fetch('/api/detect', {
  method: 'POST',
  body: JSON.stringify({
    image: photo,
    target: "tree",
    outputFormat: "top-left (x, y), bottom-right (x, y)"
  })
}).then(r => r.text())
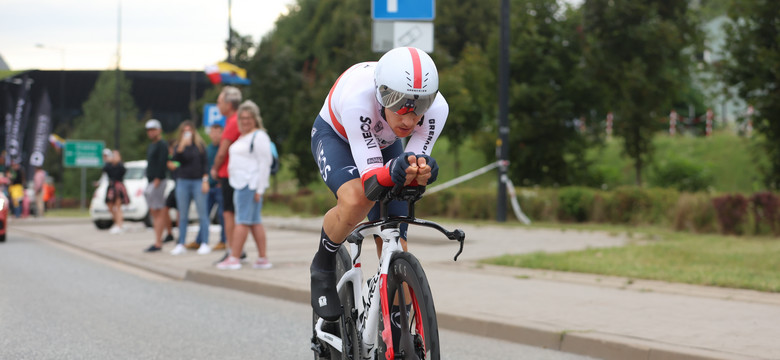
top-left (491, 0), bottom-right (598, 186)
top-left (583, 0), bottom-right (702, 185)
top-left (720, 0), bottom-right (780, 189)
top-left (60, 71), bottom-right (144, 197)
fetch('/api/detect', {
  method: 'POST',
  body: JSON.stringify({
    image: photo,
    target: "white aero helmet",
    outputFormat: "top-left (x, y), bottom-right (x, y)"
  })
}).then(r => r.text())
top-left (374, 47), bottom-right (439, 116)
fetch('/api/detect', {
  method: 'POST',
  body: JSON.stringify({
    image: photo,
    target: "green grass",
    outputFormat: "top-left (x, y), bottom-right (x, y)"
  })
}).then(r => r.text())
top-left (483, 227), bottom-right (780, 293)
top-left (43, 208), bottom-right (91, 218)
top-left (588, 130), bottom-right (766, 192)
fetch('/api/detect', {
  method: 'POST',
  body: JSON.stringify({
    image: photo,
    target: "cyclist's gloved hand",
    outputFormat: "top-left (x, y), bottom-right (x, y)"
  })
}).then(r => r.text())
top-left (389, 152), bottom-right (416, 185)
top-left (416, 154), bottom-right (439, 185)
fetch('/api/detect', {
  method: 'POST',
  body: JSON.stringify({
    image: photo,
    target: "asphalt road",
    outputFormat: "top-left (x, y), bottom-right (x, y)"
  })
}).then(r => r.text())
top-left (0, 233), bottom-right (598, 360)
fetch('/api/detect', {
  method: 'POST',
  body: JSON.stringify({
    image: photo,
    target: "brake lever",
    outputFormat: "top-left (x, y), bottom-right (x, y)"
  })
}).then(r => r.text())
top-left (449, 229), bottom-right (465, 261)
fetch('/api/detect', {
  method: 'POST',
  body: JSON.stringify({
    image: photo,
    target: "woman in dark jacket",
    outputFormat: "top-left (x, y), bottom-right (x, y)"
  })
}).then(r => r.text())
top-left (104, 150), bottom-right (129, 234)
top-left (168, 121), bottom-right (211, 256)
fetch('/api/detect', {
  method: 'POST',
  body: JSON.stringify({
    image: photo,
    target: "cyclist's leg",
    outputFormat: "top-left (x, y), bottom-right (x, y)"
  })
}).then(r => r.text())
top-left (310, 116), bottom-right (374, 321)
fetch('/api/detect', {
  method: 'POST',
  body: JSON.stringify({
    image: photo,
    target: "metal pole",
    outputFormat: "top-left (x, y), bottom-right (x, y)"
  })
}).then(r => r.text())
top-left (115, 0), bottom-right (122, 150)
top-left (497, 0), bottom-right (510, 222)
top-left (227, 0), bottom-right (233, 63)
top-left (80, 167), bottom-right (86, 210)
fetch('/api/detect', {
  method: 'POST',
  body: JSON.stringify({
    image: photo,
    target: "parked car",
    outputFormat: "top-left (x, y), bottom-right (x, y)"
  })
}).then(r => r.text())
top-left (89, 160), bottom-right (198, 230)
top-left (0, 191), bottom-right (8, 242)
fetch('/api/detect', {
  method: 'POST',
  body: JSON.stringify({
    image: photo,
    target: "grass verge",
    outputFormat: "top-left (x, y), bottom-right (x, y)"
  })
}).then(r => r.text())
top-left (482, 227), bottom-right (780, 293)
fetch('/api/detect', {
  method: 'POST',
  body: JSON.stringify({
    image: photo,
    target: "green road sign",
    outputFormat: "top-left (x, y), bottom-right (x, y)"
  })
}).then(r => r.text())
top-left (64, 140), bottom-right (105, 168)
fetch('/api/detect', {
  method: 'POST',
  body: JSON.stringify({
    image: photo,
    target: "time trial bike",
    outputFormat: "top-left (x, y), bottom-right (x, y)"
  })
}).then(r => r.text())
top-left (311, 185), bottom-right (465, 360)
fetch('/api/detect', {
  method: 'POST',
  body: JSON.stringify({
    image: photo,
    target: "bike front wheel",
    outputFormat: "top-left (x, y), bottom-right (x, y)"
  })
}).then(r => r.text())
top-left (377, 252), bottom-right (439, 360)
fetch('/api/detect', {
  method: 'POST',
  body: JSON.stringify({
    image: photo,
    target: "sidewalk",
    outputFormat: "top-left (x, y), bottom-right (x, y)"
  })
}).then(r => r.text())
top-left (9, 216), bottom-right (780, 360)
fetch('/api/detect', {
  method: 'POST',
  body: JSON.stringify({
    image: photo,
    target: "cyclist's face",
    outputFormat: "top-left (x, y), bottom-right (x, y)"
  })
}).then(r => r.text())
top-left (384, 108), bottom-right (423, 138)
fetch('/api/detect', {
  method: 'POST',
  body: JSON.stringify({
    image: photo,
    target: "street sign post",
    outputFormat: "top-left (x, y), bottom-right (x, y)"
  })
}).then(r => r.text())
top-left (372, 0), bottom-right (434, 20)
top-left (64, 140), bottom-right (106, 210)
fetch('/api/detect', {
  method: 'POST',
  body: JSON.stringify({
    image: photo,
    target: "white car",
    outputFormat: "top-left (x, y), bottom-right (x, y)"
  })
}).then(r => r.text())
top-left (89, 160), bottom-right (198, 230)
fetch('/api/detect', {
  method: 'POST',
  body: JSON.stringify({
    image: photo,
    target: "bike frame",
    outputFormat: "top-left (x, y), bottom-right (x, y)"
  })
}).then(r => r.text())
top-left (314, 224), bottom-right (403, 359)
top-left (313, 186), bottom-right (465, 360)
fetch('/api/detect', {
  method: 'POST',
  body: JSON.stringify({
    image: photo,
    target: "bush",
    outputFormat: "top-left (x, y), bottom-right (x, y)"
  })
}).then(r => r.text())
top-left (673, 193), bottom-right (717, 233)
top-left (557, 187), bottom-right (595, 222)
top-left (650, 157), bottom-right (714, 192)
top-left (712, 194), bottom-right (749, 235)
top-left (750, 192), bottom-right (779, 235)
top-left (604, 186), bottom-right (652, 224)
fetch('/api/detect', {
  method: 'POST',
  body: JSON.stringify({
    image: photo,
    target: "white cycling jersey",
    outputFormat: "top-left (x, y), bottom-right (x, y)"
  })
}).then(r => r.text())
top-left (318, 61), bottom-right (449, 180)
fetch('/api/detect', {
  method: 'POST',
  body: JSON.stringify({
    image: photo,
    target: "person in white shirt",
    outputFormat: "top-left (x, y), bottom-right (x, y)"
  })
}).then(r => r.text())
top-left (216, 100), bottom-right (273, 270)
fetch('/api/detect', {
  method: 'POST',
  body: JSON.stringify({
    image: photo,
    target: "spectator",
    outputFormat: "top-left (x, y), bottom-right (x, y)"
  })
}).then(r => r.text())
top-left (210, 86), bottom-right (243, 263)
top-left (203, 121), bottom-right (227, 250)
top-left (216, 100), bottom-right (272, 270)
top-left (143, 119), bottom-right (169, 252)
top-left (104, 150), bottom-right (129, 234)
top-left (8, 163), bottom-right (25, 218)
top-left (168, 120), bottom-right (211, 256)
top-left (33, 167), bottom-right (47, 217)
top-left (43, 176), bottom-right (55, 210)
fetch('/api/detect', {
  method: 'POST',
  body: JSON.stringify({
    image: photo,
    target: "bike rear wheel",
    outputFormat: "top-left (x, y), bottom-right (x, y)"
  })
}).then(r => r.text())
top-left (377, 252), bottom-right (439, 360)
top-left (312, 246), bottom-right (359, 360)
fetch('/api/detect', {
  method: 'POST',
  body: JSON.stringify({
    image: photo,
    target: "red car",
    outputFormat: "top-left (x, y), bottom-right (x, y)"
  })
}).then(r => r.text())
top-left (0, 191), bottom-right (7, 243)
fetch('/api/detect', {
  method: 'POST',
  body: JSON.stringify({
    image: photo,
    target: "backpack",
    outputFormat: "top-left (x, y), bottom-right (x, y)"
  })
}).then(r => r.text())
top-left (250, 131), bottom-right (280, 175)
top-left (269, 141), bottom-right (280, 175)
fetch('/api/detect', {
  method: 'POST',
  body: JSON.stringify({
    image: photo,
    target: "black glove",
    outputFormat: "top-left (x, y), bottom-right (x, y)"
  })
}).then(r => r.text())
top-left (389, 152), bottom-right (415, 185)
top-left (416, 154), bottom-right (439, 184)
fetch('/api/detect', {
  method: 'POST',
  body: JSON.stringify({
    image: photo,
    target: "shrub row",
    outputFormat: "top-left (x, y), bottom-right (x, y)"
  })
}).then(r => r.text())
top-left (268, 187), bottom-right (780, 236)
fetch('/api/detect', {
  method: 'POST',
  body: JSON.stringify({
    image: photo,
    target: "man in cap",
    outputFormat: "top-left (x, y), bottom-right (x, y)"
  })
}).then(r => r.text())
top-left (142, 119), bottom-right (169, 252)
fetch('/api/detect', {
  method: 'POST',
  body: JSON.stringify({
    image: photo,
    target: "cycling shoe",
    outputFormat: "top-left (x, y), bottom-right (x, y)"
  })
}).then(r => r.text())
top-left (310, 266), bottom-right (342, 321)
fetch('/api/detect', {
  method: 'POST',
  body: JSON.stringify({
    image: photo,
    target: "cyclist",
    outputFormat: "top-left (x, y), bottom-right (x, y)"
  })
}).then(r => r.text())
top-left (310, 47), bottom-right (448, 322)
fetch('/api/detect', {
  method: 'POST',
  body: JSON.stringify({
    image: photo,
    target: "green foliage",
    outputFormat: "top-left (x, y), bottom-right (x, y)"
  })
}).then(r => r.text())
top-left (721, 0), bottom-right (780, 189)
top-left (247, 0), bottom-right (374, 187)
top-left (649, 156), bottom-right (714, 192)
top-left (558, 187), bottom-right (595, 222)
top-left (60, 71), bottom-right (145, 197)
top-left (498, 0), bottom-right (598, 186)
top-left (583, 0), bottom-right (703, 185)
top-left (589, 132), bottom-right (764, 192)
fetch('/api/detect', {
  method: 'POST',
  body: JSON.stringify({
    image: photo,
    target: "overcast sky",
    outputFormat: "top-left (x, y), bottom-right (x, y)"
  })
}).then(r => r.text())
top-left (0, 0), bottom-right (295, 71)
top-left (1, 0), bottom-right (584, 72)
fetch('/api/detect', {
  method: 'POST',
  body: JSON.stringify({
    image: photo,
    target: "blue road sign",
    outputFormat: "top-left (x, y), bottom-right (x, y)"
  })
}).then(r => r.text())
top-left (372, 0), bottom-right (435, 20)
top-left (203, 104), bottom-right (225, 128)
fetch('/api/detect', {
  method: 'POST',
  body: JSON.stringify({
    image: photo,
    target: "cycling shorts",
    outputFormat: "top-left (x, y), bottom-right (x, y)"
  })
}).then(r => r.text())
top-left (310, 115), bottom-right (409, 239)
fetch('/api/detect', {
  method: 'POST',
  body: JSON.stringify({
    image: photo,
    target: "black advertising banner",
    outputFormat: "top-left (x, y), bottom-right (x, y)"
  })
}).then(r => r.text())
top-left (29, 90), bottom-right (52, 168)
top-left (3, 90), bottom-right (12, 164)
top-left (8, 75), bottom-right (32, 165)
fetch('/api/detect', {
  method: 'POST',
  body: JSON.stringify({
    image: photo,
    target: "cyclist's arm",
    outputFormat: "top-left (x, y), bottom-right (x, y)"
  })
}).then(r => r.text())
top-left (404, 95), bottom-right (448, 156)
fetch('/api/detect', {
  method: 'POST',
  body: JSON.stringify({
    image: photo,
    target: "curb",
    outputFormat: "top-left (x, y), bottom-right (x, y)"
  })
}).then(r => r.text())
top-left (13, 224), bottom-right (749, 360)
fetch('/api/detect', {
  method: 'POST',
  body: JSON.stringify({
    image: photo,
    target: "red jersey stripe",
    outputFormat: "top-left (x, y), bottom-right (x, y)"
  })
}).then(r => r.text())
top-left (327, 68), bottom-right (353, 139)
top-left (408, 47), bottom-right (422, 89)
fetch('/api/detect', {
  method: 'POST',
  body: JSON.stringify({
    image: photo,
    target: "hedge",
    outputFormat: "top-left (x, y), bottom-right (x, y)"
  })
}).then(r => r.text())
top-left (267, 186), bottom-right (780, 237)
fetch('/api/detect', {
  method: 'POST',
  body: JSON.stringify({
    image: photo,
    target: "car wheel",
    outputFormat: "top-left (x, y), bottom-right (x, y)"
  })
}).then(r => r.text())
top-left (94, 220), bottom-right (113, 230)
